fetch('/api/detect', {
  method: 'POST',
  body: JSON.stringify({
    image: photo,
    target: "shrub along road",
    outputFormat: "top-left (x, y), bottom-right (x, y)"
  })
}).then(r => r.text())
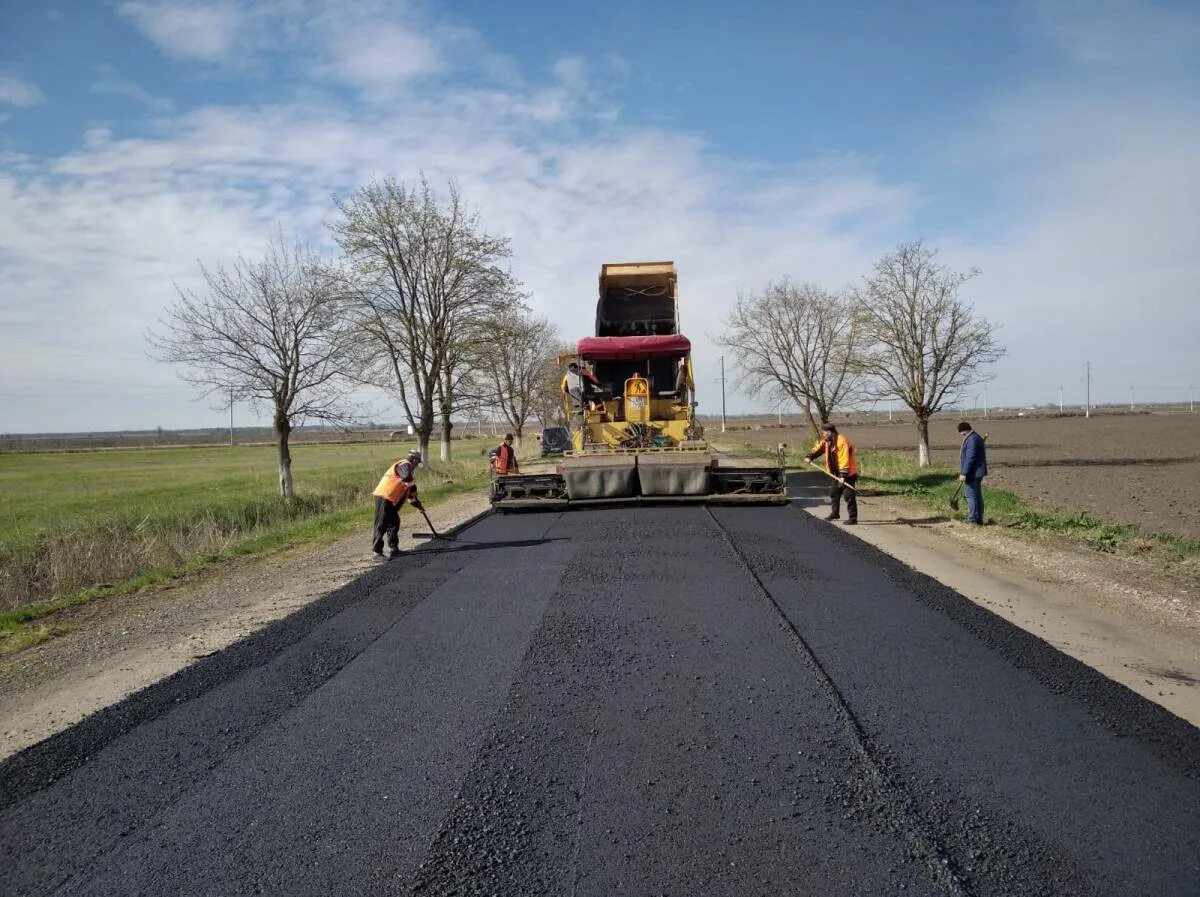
top-left (1, 505), bottom-right (1197, 896)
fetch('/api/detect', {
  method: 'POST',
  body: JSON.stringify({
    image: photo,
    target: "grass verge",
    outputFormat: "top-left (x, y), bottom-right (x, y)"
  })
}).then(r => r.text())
top-left (723, 441), bottom-right (1200, 563)
top-left (0, 464), bottom-right (489, 656)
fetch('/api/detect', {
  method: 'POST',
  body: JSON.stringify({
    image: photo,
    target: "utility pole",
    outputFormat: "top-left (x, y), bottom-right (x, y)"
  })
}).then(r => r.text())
top-left (983, 386), bottom-right (989, 419)
top-left (1191, 383), bottom-right (1195, 413)
top-left (1129, 383), bottom-right (1134, 412)
top-left (720, 355), bottom-right (727, 433)
top-left (777, 400), bottom-right (782, 425)
top-left (1085, 361), bottom-right (1091, 418)
top-left (1058, 385), bottom-right (1063, 414)
top-left (888, 399), bottom-right (893, 422)
top-left (229, 386), bottom-right (234, 446)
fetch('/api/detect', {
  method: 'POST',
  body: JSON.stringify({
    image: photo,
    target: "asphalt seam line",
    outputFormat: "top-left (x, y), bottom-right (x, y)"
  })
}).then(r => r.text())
top-left (704, 505), bottom-right (972, 897)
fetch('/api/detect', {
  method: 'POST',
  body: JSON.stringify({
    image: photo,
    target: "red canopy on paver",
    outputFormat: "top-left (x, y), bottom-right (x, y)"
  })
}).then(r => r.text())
top-left (576, 335), bottom-right (691, 360)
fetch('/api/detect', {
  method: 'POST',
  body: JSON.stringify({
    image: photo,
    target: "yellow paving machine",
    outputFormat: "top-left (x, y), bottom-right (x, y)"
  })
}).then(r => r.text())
top-left (490, 262), bottom-right (787, 509)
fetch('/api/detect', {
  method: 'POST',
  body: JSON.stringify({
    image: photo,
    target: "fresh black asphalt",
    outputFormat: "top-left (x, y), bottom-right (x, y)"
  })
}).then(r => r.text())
top-left (2, 491), bottom-right (1198, 896)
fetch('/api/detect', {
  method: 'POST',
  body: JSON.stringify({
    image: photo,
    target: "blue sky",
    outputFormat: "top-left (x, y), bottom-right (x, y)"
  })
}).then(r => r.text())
top-left (1, 0), bottom-right (1198, 431)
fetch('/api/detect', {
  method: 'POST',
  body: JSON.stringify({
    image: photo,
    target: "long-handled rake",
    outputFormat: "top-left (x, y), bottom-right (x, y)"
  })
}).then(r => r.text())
top-left (411, 504), bottom-right (450, 541)
top-left (804, 459), bottom-right (860, 493)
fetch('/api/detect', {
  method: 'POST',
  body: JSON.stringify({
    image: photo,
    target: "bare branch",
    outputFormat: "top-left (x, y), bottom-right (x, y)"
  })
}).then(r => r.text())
top-left (716, 279), bottom-right (864, 434)
top-left (147, 235), bottom-right (361, 497)
top-left (854, 240), bottom-right (1004, 465)
top-left (331, 175), bottom-right (512, 461)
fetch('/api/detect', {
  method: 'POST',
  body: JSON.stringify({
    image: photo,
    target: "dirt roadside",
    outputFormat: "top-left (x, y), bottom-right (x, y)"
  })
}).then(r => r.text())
top-left (790, 473), bottom-right (1200, 725)
top-left (0, 491), bottom-right (491, 761)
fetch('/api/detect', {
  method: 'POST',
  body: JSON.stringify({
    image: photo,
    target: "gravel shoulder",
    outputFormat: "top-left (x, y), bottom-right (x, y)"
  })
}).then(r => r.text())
top-left (0, 490), bottom-right (490, 761)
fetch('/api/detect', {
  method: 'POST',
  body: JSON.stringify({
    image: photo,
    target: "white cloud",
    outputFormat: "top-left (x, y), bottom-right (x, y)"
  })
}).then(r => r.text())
top-left (940, 77), bottom-right (1200, 406)
top-left (0, 74), bottom-right (911, 430)
top-left (117, 0), bottom-right (246, 62)
top-left (117, 0), bottom-right (449, 92)
top-left (89, 73), bottom-right (175, 113)
top-left (322, 20), bottom-right (441, 87)
top-left (0, 75), bottom-right (45, 108)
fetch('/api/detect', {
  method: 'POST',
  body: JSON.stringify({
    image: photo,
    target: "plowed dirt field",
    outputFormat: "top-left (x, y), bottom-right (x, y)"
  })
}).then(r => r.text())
top-left (733, 413), bottom-right (1200, 540)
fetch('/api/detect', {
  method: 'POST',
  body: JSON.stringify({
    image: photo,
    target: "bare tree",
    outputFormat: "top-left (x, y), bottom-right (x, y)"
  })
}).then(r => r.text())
top-left (331, 176), bottom-right (511, 461)
top-left (148, 237), bottom-right (358, 498)
top-left (856, 241), bottom-right (1003, 466)
top-left (432, 270), bottom-right (526, 461)
top-left (718, 279), bottom-right (863, 434)
top-left (480, 308), bottom-right (558, 448)
top-left (531, 341), bottom-right (574, 429)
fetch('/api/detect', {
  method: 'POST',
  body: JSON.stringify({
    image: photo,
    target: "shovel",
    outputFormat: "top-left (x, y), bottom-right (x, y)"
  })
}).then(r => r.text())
top-left (410, 504), bottom-right (449, 540)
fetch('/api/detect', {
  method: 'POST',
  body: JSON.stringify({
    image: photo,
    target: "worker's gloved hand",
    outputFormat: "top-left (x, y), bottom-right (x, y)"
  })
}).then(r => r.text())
top-left (412, 499), bottom-right (423, 510)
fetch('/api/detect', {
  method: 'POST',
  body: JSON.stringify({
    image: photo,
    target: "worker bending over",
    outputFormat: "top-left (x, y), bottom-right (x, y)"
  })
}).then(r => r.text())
top-left (372, 449), bottom-right (423, 558)
top-left (494, 433), bottom-right (519, 475)
top-left (806, 422), bottom-right (858, 525)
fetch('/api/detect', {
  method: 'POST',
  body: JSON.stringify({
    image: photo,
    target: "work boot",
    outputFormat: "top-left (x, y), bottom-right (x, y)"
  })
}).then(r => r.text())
top-left (844, 519), bottom-right (858, 526)
top-left (389, 548), bottom-right (402, 559)
top-left (824, 513), bottom-right (840, 521)
top-left (372, 545), bottom-right (384, 557)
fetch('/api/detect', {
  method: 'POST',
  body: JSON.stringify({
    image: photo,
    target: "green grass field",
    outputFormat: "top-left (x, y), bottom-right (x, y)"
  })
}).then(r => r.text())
top-left (0, 442), bottom-right (493, 641)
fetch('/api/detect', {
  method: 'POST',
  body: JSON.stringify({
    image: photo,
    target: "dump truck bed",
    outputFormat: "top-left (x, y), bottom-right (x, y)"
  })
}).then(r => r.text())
top-left (596, 261), bottom-right (678, 336)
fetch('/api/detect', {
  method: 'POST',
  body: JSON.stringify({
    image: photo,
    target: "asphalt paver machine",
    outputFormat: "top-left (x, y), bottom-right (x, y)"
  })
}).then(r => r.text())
top-left (491, 262), bottom-right (786, 509)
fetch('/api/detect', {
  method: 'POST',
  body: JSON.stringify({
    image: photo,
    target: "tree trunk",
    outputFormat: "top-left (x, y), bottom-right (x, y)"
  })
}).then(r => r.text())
top-left (916, 415), bottom-right (931, 468)
top-left (440, 413), bottom-right (453, 463)
top-left (803, 401), bottom-right (820, 441)
top-left (275, 413), bottom-right (294, 499)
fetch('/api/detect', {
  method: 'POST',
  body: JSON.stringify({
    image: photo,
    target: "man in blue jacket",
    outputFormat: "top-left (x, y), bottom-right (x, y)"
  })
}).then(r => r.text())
top-left (957, 421), bottom-right (988, 524)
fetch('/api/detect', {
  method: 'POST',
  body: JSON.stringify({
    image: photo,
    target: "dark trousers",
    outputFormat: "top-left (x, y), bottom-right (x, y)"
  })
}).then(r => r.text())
top-left (372, 496), bottom-right (400, 552)
top-left (963, 478), bottom-right (984, 524)
top-left (830, 474), bottom-right (858, 521)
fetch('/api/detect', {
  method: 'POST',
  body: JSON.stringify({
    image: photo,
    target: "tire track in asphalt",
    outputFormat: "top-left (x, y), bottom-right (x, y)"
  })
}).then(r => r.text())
top-left (704, 504), bottom-right (972, 897)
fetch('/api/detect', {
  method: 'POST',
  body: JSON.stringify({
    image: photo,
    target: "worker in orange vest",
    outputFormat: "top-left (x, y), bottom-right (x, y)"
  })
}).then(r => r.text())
top-left (805, 422), bottom-right (858, 524)
top-left (372, 449), bottom-right (422, 558)
top-left (493, 433), bottom-right (519, 475)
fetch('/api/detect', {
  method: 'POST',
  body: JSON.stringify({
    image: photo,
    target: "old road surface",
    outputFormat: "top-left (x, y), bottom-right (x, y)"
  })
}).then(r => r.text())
top-left (2, 505), bottom-right (1198, 896)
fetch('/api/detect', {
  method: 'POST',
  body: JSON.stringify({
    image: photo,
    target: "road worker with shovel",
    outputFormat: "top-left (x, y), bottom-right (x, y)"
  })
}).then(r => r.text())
top-left (372, 449), bottom-right (423, 558)
top-left (805, 422), bottom-right (858, 525)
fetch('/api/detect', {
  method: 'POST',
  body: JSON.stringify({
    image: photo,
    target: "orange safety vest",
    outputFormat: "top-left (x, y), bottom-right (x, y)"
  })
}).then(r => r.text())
top-left (494, 442), bottom-right (518, 475)
top-left (373, 460), bottom-right (415, 505)
top-left (811, 433), bottom-right (858, 476)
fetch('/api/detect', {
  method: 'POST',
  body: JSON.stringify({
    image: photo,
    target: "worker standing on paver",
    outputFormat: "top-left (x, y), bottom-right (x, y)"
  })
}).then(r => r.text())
top-left (561, 361), bottom-right (601, 432)
top-left (806, 422), bottom-right (858, 524)
top-left (372, 449), bottom-right (422, 558)
top-left (958, 421), bottom-right (988, 525)
top-left (494, 433), bottom-right (519, 475)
